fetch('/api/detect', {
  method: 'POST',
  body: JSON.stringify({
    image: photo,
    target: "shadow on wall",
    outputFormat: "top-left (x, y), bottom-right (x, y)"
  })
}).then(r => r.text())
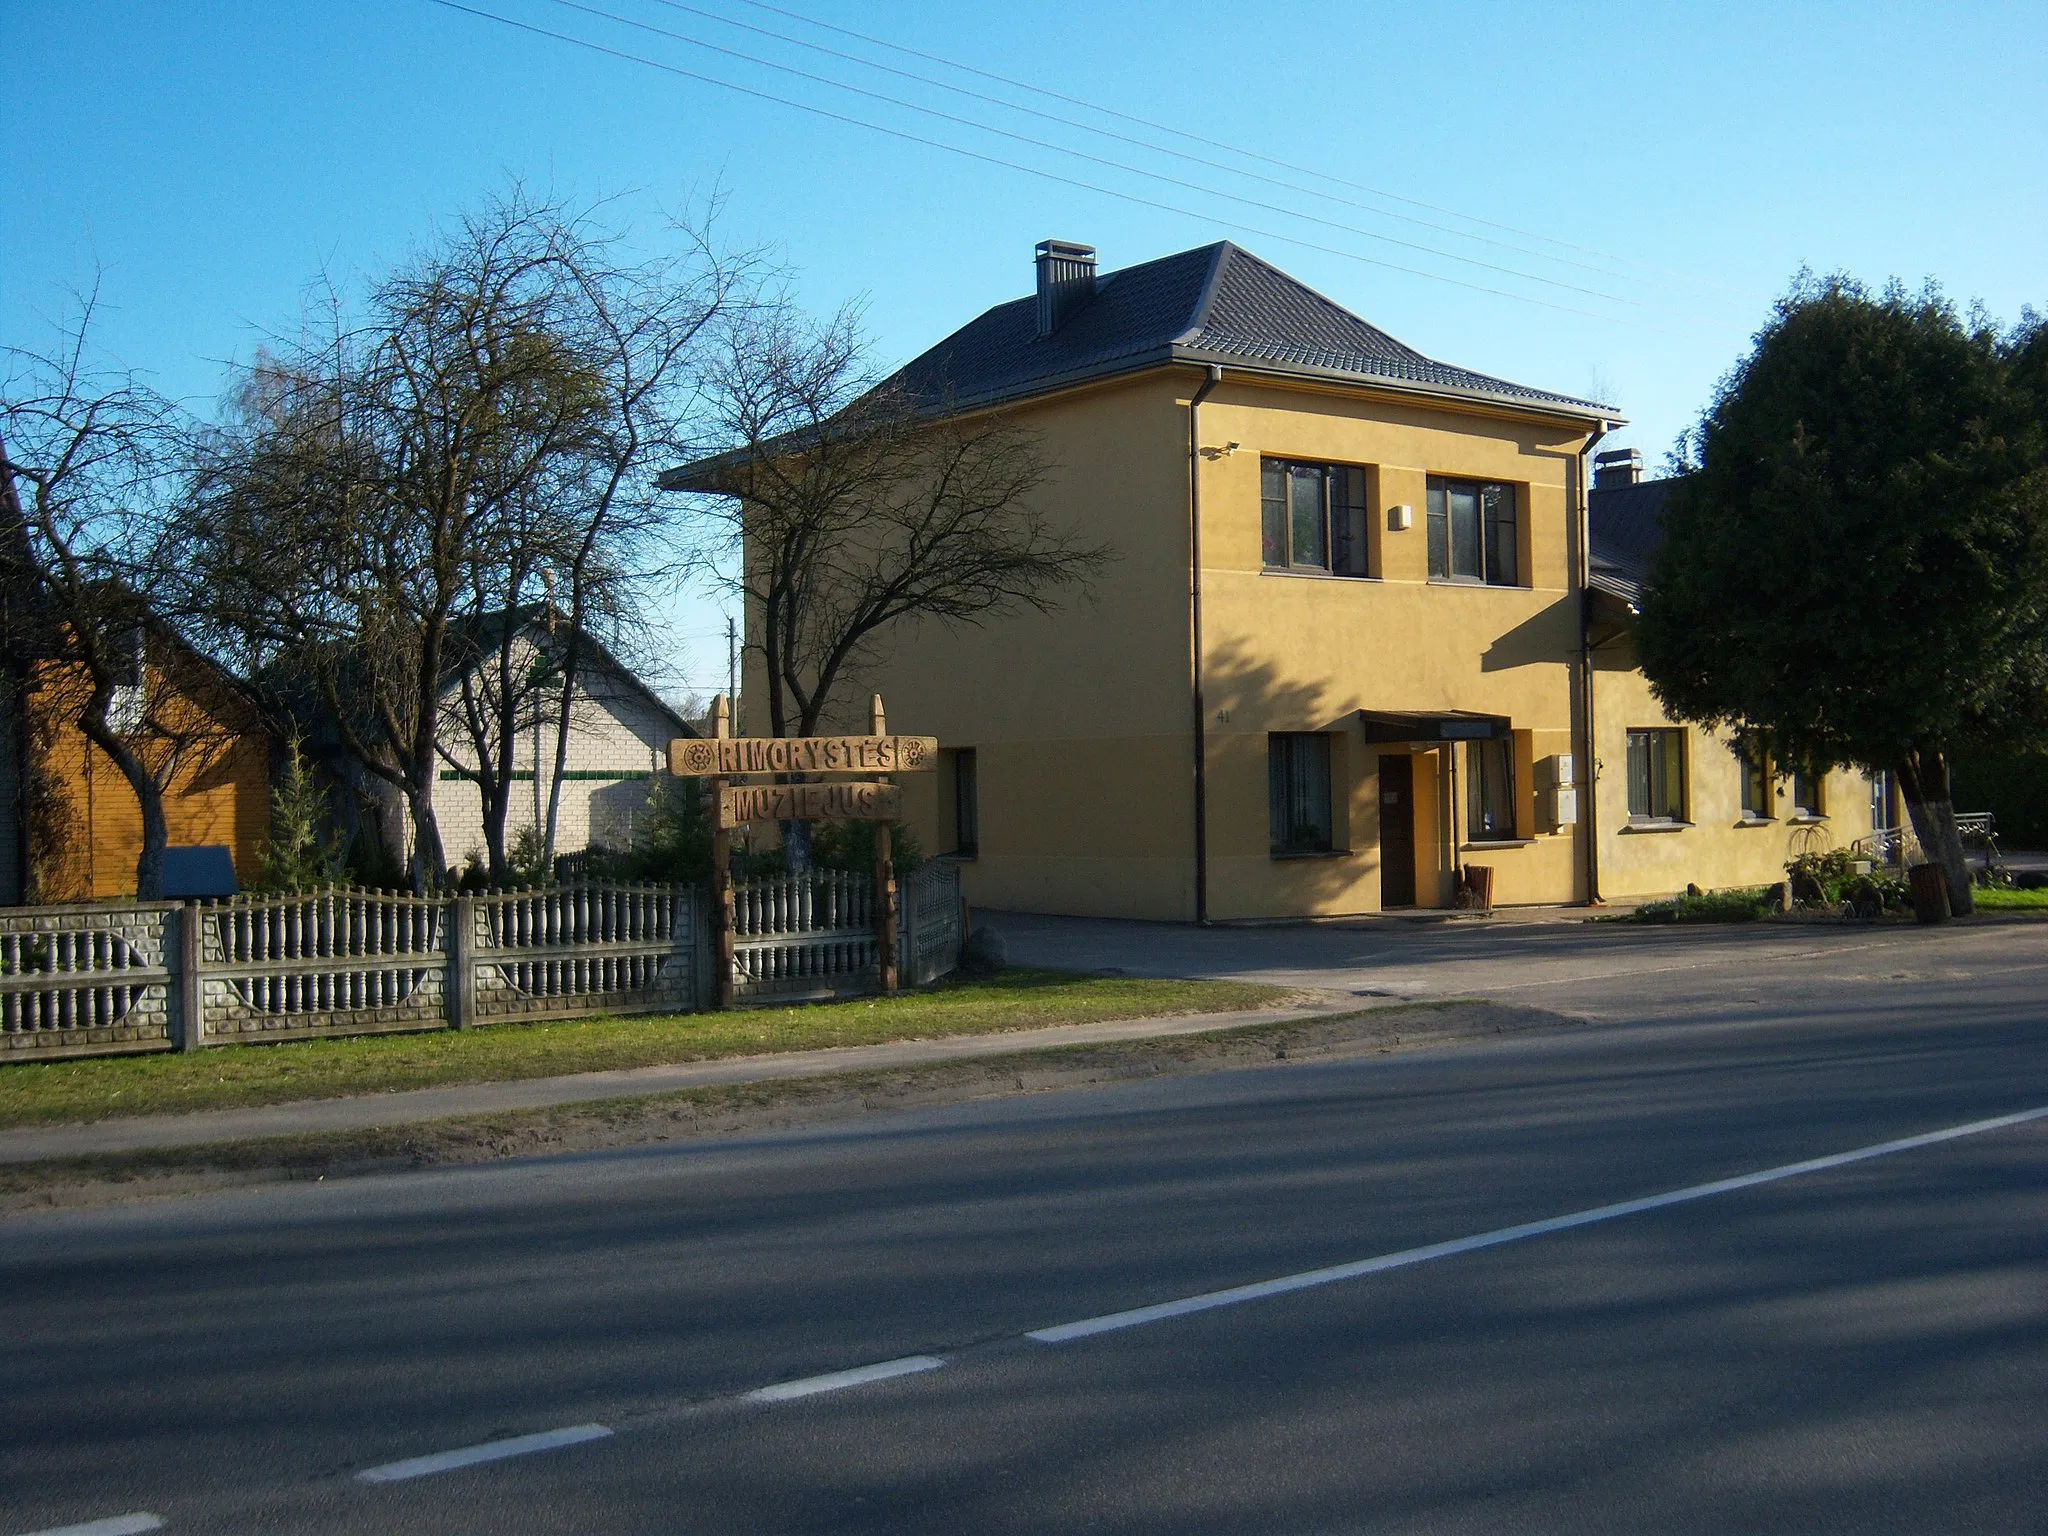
top-left (1202, 635), bottom-right (1389, 910)
top-left (591, 777), bottom-right (661, 851)
top-left (1204, 634), bottom-right (1359, 737)
top-left (1482, 594), bottom-right (1579, 673)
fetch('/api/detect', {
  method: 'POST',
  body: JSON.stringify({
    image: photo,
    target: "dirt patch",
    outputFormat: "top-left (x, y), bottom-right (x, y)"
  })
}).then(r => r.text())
top-left (0, 1000), bottom-right (1579, 1215)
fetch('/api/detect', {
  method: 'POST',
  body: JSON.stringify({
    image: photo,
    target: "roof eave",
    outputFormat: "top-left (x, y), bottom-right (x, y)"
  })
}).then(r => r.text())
top-left (1166, 345), bottom-right (1622, 427)
top-left (659, 343), bottom-right (1623, 488)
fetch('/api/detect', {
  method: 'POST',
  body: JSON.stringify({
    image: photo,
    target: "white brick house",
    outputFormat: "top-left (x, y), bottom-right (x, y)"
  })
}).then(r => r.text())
top-left (431, 616), bottom-right (696, 869)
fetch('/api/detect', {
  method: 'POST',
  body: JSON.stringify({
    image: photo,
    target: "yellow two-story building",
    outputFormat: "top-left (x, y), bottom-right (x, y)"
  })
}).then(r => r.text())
top-left (698, 239), bottom-right (1891, 919)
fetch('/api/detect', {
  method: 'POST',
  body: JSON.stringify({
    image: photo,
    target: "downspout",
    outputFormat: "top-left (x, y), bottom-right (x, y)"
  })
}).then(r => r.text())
top-left (1576, 420), bottom-right (1609, 906)
top-left (1188, 364), bottom-right (1223, 924)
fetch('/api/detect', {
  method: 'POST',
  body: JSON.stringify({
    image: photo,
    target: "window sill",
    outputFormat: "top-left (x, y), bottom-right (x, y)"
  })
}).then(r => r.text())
top-left (1787, 813), bottom-right (1829, 825)
top-left (1259, 567), bottom-right (1379, 583)
top-left (941, 850), bottom-right (979, 863)
top-left (1735, 816), bottom-right (1776, 828)
top-left (1461, 838), bottom-right (1536, 850)
top-left (1426, 577), bottom-right (1525, 590)
top-left (1620, 819), bottom-right (1692, 834)
top-left (1271, 848), bottom-right (1353, 861)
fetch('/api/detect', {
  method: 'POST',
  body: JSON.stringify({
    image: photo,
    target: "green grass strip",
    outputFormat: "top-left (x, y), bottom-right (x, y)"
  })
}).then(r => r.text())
top-left (1974, 885), bottom-right (2048, 911)
top-left (0, 969), bottom-right (1286, 1129)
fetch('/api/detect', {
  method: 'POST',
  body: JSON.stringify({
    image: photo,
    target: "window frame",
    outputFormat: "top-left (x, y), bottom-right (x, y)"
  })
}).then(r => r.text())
top-left (1267, 732), bottom-right (1337, 856)
top-left (1465, 737), bottom-right (1517, 842)
top-left (1426, 475), bottom-right (1520, 586)
top-left (1261, 458), bottom-right (1371, 578)
top-left (1789, 762), bottom-right (1826, 820)
top-left (1625, 728), bottom-right (1688, 823)
top-left (1736, 734), bottom-right (1773, 821)
top-left (951, 747), bottom-right (979, 859)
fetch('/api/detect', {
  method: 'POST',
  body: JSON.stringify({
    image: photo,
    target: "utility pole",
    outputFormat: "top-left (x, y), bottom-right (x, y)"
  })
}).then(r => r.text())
top-left (726, 613), bottom-right (738, 737)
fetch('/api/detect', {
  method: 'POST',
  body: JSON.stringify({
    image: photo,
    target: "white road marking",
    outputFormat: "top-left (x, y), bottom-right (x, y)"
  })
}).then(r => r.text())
top-left (355, 1423), bottom-right (613, 1484)
top-left (748, 1354), bottom-right (947, 1403)
top-left (1029, 1101), bottom-right (2048, 1343)
top-left (13, 1517), bottom-right (165, 1536)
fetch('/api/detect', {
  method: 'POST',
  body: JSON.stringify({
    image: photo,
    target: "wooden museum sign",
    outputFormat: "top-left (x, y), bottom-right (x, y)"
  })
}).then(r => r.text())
top-left (668, 695), bottom-right (937, 1003)
top-left (716, 779), bottom-right (903, 828)
top-left (668, 729), bottom-right (935, 830)
top-left (669, 734), bottom-right (934, 779)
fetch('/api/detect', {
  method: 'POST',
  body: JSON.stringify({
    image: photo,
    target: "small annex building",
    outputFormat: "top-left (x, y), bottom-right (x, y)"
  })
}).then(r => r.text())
top-left (1586, 453), bottom-right (1895, 903)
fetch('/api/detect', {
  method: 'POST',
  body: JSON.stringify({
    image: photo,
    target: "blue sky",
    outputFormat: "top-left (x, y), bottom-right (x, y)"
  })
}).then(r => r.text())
top-left (7, 1), bottom-right (2044, 698)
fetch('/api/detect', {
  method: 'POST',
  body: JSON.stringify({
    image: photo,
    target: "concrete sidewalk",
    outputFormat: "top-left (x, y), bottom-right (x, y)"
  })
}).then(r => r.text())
top-left (0, 994), bottom-right (1368, 1164)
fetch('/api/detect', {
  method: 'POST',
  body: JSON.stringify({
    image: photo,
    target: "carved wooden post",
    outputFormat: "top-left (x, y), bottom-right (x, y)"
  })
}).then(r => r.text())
top-left (710, 694), bottom-right (736, 1009)
top-left (872, 693), bottom-right (899, 994)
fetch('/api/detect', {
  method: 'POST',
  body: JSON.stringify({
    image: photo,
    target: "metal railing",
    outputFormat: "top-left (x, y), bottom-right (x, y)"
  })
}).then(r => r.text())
top-left (1857, 812), bottom-right (1997, 870)
top-left (899, 860), bottom-right (965, 988)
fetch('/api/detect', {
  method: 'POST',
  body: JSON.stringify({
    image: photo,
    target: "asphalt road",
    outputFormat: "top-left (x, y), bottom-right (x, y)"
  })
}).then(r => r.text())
top-left (4, 918), bottom-right (2046, 1534)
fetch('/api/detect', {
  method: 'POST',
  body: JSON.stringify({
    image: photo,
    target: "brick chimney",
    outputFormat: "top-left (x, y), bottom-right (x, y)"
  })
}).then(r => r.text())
top-left (1594, 447), bottom-right (1643, 489)
top-left (1034, 240), bottom-right (1097, 337)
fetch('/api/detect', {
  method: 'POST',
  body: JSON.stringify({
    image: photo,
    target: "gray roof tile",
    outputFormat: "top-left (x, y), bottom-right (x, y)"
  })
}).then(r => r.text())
top-left (887, 241), bottom-right (1615, 419)
top-left (1588, 476), bottom-right (1673, 605)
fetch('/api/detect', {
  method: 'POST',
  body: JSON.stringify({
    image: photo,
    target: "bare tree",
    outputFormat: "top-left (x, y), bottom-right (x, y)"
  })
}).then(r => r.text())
top-left (676, 303), bottom-right (1108, 742)
top-left (1, 297), bottom-right (212, 899)
top-left (181, 192), bottom-right (750, 888)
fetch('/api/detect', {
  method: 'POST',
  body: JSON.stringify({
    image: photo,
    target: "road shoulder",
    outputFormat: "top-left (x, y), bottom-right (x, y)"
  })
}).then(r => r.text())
top-left (0, 999), bottom-right (1583, 1215)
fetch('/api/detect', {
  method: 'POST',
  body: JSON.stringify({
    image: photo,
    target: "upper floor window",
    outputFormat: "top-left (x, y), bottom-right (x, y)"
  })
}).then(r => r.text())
top-left (1268, 732), bottom-right (1335, 855)
top-left (1427, 477), bottom-right (1518, 586)
top-left (1262, 460), bottom-right (1369, 577)
top-left (108, 625), bottom-right (147, 735)
top-left (1627, 728), bottom-right (1687, 822)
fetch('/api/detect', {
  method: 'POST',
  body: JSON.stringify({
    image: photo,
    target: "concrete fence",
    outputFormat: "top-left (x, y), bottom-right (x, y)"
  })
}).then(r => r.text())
top-left (0, 862), bottom-right (964, 1063)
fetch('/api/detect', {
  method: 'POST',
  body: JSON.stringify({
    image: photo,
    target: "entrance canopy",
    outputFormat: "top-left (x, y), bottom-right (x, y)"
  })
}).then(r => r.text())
top-left (1356, 709), bottom-right (1510, 745)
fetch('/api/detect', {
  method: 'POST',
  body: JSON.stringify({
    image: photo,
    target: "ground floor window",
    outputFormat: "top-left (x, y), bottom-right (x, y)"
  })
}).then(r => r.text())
top-left (1268, 733), bottom-right (1334, 855)
top-left (952, 747), bottom-right (979, 858)
top-left (1465, 738), bottom-right (1516, 840)
top-left (1869, 769), bottom-right (1896, 830)
top-left (1736, 734), bottom-right (1772, 819)
top-left (1626, 728), bottom-right (1687, 822)
top-left (1790, 762), bottom-right (1826, 819)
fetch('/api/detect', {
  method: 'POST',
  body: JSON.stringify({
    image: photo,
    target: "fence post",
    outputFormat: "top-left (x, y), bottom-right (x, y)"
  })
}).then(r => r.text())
top-left (177, 900), bottom-right (205, 1052)
top-left (871, 694), bottom-right (899, 995)
top-left (709, 694), bottom-right (735, 1009)
top-left (447, 895), bottom-right (475, 1029)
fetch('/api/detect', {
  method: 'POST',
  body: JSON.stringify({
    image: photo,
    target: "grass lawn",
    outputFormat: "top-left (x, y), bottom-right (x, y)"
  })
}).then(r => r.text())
top-left (0, 968), bottom-right (1289, 1129)
top-left (1974, 885), bottom-right (2048, 912)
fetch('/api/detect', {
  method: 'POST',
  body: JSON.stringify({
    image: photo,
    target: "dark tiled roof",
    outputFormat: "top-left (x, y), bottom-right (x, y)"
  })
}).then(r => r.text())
top-left (885, 241), bottom-right (1616, 420)
top-left (1588, 476), bottom-right (1673, 606)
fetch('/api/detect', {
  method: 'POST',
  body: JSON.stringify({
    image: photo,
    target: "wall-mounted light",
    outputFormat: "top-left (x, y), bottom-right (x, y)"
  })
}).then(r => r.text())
top-left (1387, 503), bottom-right (1414, 531)
top-left (1199, 441), bottom-right (1241, 460)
